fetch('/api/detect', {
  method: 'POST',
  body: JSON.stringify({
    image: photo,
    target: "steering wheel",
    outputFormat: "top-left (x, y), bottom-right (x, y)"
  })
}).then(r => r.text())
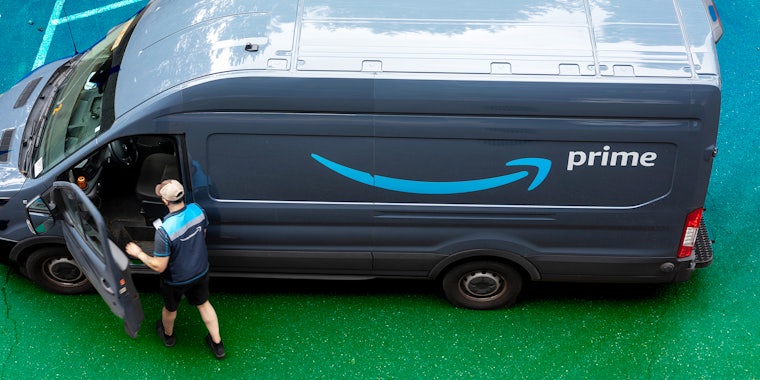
top-left (108, 138), bottom-right (138, 167)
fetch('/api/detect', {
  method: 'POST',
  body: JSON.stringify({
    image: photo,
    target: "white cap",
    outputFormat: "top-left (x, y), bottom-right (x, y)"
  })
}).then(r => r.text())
top-left (155, 179), bottom-right (184, 202)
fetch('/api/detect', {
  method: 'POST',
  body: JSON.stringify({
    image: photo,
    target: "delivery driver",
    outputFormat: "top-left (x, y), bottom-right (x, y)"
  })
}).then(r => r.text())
top-left (125, 179), bottom-right (225, 359)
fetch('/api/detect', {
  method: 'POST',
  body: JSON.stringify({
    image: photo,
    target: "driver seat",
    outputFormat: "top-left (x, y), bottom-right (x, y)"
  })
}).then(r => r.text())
top-left (136, 153), bottom-right (179, 200)
top-left (135, 153), bottom-right (179, 223)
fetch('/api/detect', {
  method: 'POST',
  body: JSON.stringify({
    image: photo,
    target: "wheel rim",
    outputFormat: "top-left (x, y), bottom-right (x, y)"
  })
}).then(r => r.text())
top-left (461, 270), bottom-right (507, 300)
top-left (42, 257), bottom-right (86, 287)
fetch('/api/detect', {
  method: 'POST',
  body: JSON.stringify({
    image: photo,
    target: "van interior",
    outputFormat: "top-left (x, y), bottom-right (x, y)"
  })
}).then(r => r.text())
top-left (58, 135), bottom-right (181, 256)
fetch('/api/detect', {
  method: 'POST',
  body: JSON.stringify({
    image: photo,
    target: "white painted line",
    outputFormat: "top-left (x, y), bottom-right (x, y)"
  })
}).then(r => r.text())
top-left (56, 0), bottom-right (145, 24)
top-left (32, 0), bottom-right (66, 69)
top-left (31, 0), bottom-right (145, 69)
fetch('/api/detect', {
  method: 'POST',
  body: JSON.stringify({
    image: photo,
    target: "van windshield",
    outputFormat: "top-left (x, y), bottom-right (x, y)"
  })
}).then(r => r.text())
top-left (31, 18), bottom-right (135, 177)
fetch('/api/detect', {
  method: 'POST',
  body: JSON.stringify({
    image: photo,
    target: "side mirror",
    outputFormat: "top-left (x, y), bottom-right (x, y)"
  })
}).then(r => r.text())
top-left (25, 196), bottom-right (56, 235)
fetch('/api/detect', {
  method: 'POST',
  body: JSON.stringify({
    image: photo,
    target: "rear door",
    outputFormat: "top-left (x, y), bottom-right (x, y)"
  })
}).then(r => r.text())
top-left (26, 181), bottom-right (143, 337)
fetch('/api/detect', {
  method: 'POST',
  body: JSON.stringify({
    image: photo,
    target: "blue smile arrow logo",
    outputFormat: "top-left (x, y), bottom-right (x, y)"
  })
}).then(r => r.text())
top-left (311, 154), bottom-right (551, 195)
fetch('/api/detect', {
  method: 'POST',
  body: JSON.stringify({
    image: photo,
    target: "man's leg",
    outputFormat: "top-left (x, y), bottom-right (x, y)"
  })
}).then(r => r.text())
top-left (197, 301), bottom-right (221, 343)
top-left (162, 307), bottom-right (177, 336)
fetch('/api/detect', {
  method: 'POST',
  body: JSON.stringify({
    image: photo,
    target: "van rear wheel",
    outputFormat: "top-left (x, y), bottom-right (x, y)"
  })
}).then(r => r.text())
top-left (25, 247), bottom-right (93, 294)
top-left (441, 260), bottom-right (522, 310)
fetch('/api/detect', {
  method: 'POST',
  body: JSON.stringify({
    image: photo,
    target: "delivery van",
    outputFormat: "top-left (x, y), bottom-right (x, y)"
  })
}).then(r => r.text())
top-left (0, 0), bottom-right (722, 336)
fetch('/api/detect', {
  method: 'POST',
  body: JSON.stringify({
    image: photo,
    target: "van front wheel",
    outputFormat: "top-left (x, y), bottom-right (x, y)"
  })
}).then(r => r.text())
top-left (441, 261), bottom-right (522, 310)
top-left (25, 247), bottom-right (93, 294)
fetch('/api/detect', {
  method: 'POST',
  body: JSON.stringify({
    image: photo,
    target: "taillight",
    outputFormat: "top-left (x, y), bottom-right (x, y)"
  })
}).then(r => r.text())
top-left (677, 208), bottom-right (704, 258)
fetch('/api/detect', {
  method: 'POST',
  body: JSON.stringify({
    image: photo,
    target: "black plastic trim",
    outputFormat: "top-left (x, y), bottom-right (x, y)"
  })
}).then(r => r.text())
top-left (13, 77), bottom-right (42, 109)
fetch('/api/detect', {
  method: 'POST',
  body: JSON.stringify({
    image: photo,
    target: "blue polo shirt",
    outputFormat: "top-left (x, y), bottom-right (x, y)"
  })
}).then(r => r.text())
top-left (153, 203), bottom-right (210, 285)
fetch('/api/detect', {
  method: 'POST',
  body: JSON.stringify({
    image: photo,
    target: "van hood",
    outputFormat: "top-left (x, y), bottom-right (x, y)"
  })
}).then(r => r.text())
top-left (0, 58), bottom-right (70, 195)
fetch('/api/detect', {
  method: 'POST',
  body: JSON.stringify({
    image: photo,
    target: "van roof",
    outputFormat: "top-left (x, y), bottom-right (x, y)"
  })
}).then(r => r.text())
top-left (116, 0), bottom-right (721, 116)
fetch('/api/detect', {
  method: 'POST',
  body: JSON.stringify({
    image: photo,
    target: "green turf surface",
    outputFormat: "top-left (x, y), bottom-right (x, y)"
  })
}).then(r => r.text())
top-left (1, 0), bottom-right (759, 378)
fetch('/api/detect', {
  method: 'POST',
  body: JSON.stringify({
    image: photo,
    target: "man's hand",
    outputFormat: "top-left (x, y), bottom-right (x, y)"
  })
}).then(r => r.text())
top-left (125, 242), bottom-right (169, 273)
top-left (125, 242), bottom-right (142, 259)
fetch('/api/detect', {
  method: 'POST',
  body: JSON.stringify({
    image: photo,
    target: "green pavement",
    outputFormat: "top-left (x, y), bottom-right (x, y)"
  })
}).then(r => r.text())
top-left (1, 0), bottom-right (759, 378)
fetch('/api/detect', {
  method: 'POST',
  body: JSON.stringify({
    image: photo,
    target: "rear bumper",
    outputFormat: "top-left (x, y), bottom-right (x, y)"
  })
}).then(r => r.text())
top-left (533, 255), bottom-right (695, 284)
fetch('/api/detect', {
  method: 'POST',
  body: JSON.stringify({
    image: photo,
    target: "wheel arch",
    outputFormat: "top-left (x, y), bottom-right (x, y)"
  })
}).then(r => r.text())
top-left (430, 248), bottom-right (541, 282)
top-left (9, 235), bottom-right (68, 266)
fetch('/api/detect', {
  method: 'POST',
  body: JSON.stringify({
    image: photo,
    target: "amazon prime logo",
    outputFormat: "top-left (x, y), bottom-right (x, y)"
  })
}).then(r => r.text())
top-left (566, 146), bottom-right (657, 171)
top-left (311, 154), bottom-right (551, 195)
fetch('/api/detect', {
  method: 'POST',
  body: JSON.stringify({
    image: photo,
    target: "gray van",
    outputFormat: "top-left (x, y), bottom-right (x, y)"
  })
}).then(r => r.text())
top-left (1, 0), bottom-right (723, 336)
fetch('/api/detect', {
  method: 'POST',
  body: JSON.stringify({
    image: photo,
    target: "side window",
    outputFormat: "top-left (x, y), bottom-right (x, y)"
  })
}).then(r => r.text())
top-left (58, 188), bottom-right (107, 261)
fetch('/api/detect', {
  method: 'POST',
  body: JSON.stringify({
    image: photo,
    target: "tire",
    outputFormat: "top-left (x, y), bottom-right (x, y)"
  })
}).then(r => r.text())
top-left (441, 260), bottom-right (523, 310)
top-left (25, 247), bottom-right (93, 294)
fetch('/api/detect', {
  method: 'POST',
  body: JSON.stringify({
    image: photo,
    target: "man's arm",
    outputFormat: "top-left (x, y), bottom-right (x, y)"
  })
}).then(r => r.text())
top-left (125, 242), bottom-right (169, 273)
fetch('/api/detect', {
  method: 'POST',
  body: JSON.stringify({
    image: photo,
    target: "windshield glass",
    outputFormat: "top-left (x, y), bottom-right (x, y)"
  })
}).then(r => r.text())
top-left (31, 18), bottom-right (134, 177)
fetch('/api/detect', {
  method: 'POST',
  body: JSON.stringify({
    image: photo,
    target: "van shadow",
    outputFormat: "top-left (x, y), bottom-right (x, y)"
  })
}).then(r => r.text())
top-left (134, 275), bottom-right (440, 298)
top-left (133, 274), bottom-right (669, 307)
top-left (519, 281), bottom-right (668, 305)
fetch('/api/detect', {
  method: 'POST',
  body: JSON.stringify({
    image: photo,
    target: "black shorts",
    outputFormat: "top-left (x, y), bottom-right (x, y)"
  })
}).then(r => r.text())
top-left (160, 274), bottom-right (210, 312)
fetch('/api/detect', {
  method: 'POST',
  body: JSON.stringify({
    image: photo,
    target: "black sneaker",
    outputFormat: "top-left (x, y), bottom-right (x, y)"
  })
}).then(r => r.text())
top-left (156, 320), bottom-right (176, 347)
top-left (206, 334), bottom-right (226, 359)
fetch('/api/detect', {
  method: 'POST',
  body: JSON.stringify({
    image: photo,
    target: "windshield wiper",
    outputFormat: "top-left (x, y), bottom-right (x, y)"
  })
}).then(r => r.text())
top-left (19, 56), bottom-right (79, 176)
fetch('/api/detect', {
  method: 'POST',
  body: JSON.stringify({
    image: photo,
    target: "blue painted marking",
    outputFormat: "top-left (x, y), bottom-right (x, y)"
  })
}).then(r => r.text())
top-left (311, 154), bottom-right (551, 195)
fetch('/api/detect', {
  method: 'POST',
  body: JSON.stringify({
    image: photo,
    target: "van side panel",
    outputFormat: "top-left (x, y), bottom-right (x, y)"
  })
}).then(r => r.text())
top-left (179, 113), bottom-right (376, 275)
top-left (162, 77), bottom-right (718, 282)
top-left (369, 117), bottom-right (692, 279)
